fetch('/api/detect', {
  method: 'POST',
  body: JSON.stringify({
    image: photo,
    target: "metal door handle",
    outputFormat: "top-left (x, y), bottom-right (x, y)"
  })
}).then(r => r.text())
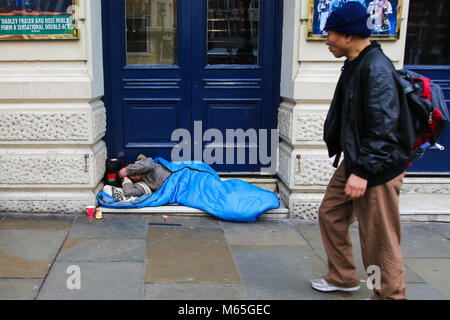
top-left (84, 154), bottom-right (89, 172)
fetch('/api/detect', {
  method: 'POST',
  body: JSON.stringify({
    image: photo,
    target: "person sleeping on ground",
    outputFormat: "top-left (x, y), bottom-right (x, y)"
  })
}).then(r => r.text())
top-left (97, 156), bottom-right (280, 222)
top-left (102, 155), bottom-right (172, 201)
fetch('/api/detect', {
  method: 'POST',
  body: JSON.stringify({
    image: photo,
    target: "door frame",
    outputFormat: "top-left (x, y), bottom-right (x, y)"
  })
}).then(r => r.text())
top-left (101, 0), bottom-right (114, 154)
top-left (101, 0), bottom-right (283, 174)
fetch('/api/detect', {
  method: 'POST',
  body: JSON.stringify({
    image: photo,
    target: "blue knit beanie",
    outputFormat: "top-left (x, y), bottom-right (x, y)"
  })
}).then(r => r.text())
top-left (324, 2), bottom-right (372, 38)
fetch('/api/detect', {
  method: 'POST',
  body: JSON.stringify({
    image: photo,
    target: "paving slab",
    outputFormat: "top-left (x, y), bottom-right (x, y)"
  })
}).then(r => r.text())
top-left (230, 244), bottom-right (336, 300)
top-left (405, 283), bottom-right (445, 300)
top-left (0, 215), bottom-right (74, 230)
top-left (401, 223), bottom-right (450, 258)
top-left (0, 229), bottom-right (67, 278)
top-left (0, 279), bottom-right (42, 300)
top-left (403, 258), bottom-right (450, 299)
top-left (146, 226), bottom-right (241, 283)
top-left (144, 283), bottom-right (249, 300)
top-left (220, 219), bottom-right (309, 247)
top-left (57, 238), bottom-right (146, 262)
top-left (421, 222), bottom-right (450, 239)
top-left (147, 215), bottom-right (222, 228)
top-left (0, 216), bottom-right (71, 279)
top-left (69, 215), bottom-right (148, 239)
top-left (37, 261), bottom-right (145, 300)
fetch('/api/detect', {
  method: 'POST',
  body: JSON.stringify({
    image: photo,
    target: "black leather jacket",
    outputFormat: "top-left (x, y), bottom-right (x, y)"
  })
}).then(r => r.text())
top-left (324, 42), bottom-right (417, 187)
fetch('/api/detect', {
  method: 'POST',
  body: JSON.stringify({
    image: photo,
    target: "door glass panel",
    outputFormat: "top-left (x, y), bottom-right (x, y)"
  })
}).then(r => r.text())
top-left (207, 0), bottom-right (260, 65)
top-left (126, 0), bottom-right (177, 65)
top-left (404, 0), bottom-right (449, 65)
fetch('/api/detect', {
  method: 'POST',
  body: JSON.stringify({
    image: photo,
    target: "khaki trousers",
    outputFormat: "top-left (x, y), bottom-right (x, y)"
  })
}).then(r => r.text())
top-left (318, 162), bottom-right (407, 300)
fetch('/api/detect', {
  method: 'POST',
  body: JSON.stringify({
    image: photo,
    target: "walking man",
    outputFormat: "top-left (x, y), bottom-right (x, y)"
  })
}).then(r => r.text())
top-left (311, 2), bottom-right (414, 300)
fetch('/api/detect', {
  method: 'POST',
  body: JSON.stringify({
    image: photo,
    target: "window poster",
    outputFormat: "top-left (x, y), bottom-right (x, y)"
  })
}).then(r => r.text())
top-left (0, 0), bottom-right (78, 40)
top-left (307, 0), bottom-right (403, 40)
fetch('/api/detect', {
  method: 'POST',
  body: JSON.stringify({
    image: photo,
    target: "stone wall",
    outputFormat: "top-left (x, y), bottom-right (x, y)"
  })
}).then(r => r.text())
top-left (0, 0), bottom-right (106, 214)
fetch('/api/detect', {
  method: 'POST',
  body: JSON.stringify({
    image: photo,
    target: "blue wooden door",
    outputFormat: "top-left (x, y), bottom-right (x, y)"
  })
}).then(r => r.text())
top-left (102, 0), bottom-right (192, 163)
top-left (102, 0), bottom-right (281, 173)
top-left (404, 0), bottom-right (450, 173)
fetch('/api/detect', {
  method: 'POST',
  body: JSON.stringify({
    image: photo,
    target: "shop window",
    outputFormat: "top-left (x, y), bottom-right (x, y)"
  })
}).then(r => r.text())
top-left (207, 0), bottom-right (260, 65)
top-left (126, 0), bottom-right (177, 65)
top-left (404, 0), bottom-right (450, 65)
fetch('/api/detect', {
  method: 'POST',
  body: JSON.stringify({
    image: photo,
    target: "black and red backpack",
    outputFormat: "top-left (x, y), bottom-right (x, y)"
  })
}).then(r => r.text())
top-left (104, 158), bottom-right (124, 187)
top-left (394, 69), bottom-right (449, 166)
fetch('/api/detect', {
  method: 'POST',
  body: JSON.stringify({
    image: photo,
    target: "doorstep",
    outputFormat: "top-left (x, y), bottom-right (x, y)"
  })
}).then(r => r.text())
top-left (399, 194), bottom-right (450, 222)
top-left (97, 202), bottom-right (289, 219)
top-left (98, 176), bottom-right (286, 218)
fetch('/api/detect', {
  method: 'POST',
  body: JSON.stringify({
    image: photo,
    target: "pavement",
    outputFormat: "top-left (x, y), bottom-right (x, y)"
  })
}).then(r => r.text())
top-left (0, 212), bottom-right (449, 300)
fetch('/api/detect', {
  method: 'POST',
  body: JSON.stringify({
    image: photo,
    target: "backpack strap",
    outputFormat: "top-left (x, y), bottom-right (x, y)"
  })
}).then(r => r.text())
top-left (332, 152), bottom-right (341, 168)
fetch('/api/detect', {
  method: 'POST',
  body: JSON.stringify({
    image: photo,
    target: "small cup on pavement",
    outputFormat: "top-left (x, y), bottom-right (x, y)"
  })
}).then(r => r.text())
top-left (86, 206), bottom-right (96, 218)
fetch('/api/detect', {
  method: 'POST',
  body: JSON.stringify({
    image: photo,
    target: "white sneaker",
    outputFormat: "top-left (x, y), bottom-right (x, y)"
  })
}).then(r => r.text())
top-left (311, 278), bottom-right (360, 292)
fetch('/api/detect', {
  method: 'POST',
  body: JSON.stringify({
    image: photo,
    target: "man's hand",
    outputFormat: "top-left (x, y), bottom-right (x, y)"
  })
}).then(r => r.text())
top-left (345, 174), bottom-right (368, 199)
top-left (118, 167), bottom-right (127, 179)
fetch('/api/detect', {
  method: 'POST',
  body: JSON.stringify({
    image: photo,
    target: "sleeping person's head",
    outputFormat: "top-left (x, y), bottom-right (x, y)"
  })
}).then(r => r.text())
top-left (118, 166), bottom-right (142, 182)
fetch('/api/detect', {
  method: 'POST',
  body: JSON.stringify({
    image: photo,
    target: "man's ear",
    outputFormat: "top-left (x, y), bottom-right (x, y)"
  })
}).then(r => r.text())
top-left (345, 34), bottom-right (354, 44)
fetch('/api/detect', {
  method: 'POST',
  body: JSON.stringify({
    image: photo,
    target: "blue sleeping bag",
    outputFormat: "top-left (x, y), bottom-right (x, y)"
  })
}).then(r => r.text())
top-left (96, 157), bottom-right (280, 223)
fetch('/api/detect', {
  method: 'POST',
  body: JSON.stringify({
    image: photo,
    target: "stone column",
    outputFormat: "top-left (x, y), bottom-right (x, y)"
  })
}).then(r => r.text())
top-left (278, 0), bottom-right (410, 219)
top-left (0, 0), bottom-right (107, 214)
